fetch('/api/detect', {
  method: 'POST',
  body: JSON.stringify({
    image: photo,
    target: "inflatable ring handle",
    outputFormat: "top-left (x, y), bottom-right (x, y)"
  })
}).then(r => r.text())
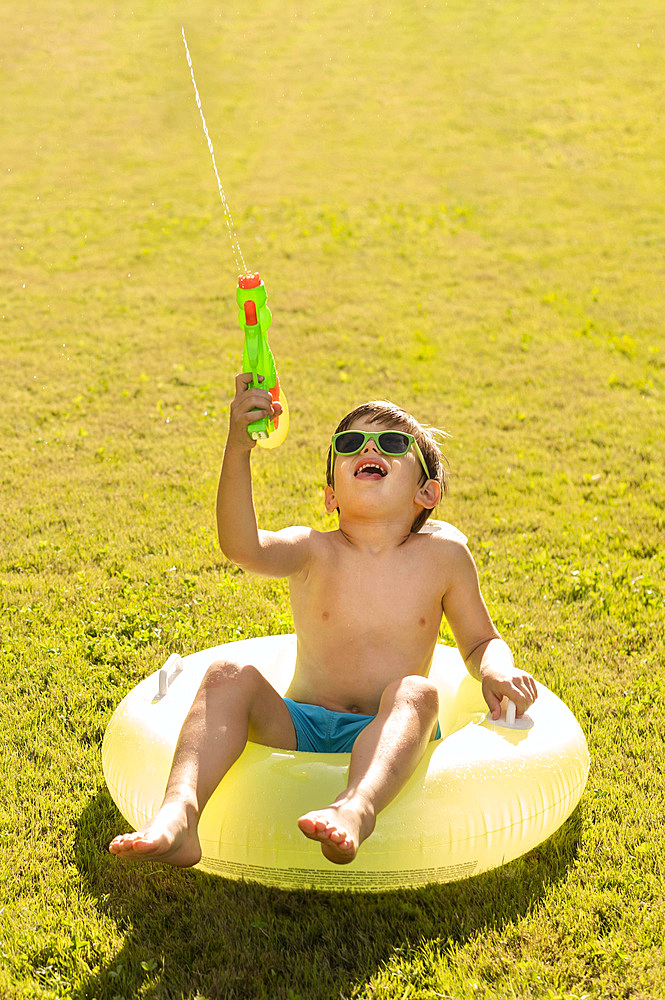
top-left (158, 654), bottom-right (184, 699)
top-left (485, 698), bottom-right (534, 731)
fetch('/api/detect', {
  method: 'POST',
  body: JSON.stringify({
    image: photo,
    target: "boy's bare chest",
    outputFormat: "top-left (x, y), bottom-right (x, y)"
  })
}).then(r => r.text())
top-left (287, 542), bottom-right (448, 705)
top-left (292, 545), bottom-right (444, 634)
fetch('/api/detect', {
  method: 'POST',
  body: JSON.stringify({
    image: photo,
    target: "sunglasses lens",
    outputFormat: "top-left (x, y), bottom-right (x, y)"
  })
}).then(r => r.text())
top-left (377, 432), bottom-right (411, 455)
top-left (334, 431), bottom-right (366, 454)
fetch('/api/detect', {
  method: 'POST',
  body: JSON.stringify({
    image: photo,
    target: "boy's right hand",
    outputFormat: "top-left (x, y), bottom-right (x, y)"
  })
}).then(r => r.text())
top-left (227, 372), bottom-right (284, 451)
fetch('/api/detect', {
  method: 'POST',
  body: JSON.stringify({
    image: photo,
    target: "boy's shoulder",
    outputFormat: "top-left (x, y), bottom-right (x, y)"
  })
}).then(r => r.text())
top-left (419, 519), bottom-right (468, 545)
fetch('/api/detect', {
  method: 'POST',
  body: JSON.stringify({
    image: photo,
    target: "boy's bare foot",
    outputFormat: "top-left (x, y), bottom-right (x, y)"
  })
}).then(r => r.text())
top-left (297, 798), bottom-right (376, 865)
top-left (108, 800), bottom-right (202, 868)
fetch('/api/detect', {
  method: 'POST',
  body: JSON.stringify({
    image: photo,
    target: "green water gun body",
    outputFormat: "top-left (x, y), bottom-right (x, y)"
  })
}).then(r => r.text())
top-left (237, 272), bottom-right (287, 445)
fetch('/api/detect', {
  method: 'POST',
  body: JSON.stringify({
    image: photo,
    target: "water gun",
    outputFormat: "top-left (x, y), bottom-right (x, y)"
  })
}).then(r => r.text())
top-left (236, 272), bottom-right (289, 449)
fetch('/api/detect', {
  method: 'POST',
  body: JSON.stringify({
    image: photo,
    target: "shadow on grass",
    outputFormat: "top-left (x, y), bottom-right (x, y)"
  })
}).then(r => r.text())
top-left (74, 788), bottom-right (583, 1000)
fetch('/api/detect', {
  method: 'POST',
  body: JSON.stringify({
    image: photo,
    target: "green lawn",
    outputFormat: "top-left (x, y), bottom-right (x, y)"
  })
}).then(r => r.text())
top-left (1, 1), bottom-right (664, 998)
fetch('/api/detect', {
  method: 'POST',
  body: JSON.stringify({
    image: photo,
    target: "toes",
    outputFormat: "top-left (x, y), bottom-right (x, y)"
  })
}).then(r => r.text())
top-left (298, 814), bottom-right (333, 839)
top-left (109, 831), bottom-right (158, 855)
top-left (109, 834), bottom-right (134, 852)
top-left (297, 816), bottom-right (320, 839)
top-left (298, 812), bottom-right (354, 850)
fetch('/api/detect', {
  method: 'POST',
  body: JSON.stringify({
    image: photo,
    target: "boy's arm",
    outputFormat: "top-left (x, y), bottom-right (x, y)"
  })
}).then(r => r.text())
top-left (440, 541), bottom-right (537, 719)
top-left (216, 374), bottom-right (312, 578)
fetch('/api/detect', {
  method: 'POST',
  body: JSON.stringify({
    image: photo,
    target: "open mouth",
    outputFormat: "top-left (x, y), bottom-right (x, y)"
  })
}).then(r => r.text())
top-left (354, 461), bottom-right (388, 480)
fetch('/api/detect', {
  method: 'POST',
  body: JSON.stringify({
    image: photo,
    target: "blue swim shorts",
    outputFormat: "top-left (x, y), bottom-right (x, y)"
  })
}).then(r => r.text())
top-left (283, 697), bottom-right (440, 753)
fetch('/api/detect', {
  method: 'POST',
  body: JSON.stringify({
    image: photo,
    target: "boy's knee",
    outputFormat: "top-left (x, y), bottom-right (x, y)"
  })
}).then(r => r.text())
top-left (391, 675), bottom-right (439, 717)
top-left (203, 659), bottom-right (258, 689)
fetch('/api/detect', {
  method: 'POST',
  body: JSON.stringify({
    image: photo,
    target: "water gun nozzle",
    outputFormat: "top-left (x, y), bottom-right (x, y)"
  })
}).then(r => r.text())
top-left (238, 272), bottom-right (262, 289)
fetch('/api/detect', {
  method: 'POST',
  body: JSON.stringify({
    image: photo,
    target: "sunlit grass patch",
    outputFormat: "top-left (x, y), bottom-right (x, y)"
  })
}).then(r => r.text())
top-left (1, 0), bottom-right (664, 997)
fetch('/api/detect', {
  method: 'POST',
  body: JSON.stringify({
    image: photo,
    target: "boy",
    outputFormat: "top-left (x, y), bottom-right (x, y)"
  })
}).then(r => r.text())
top-left (109, 375), bottom-right (537, 867)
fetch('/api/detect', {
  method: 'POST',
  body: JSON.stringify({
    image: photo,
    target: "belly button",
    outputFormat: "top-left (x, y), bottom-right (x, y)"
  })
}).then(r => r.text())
top-left (322, 611), bottom-right (330, 620)
top-left (419, 617), bottom-right (426, 627)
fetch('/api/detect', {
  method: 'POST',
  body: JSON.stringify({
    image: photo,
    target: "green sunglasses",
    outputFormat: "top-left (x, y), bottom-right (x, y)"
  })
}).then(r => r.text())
top-left (331, 430), bottom-right (431, 481)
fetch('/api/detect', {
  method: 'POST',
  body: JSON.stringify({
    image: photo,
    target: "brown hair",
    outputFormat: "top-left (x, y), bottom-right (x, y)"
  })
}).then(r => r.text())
top-left (326, 400), bottom-right (449, 532)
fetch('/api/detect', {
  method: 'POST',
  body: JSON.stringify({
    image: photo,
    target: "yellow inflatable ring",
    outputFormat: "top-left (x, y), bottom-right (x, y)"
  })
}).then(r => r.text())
top-left (102, 634), bottom-right (590, 892)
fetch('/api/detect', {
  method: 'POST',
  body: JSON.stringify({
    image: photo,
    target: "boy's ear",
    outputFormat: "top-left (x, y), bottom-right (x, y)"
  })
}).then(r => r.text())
top-left (324, 484), bottom-right (339, 513)
top-left (415, 479), bottom-right (442, 509)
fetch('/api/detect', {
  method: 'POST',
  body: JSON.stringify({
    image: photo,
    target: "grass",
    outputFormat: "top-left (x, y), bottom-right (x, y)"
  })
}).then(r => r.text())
top-left (1, 0), bottom-right (664, 997)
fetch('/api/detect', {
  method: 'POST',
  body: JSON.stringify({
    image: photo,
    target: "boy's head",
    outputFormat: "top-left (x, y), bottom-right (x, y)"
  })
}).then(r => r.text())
top-left (325, 400), bottom-right (449, 532)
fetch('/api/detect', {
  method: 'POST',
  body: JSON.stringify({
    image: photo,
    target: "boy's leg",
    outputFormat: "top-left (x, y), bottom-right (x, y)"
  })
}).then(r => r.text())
top-left (109, 659), bottom-right (297, 866)
top-left (298, 675), bottom-right (439, 864)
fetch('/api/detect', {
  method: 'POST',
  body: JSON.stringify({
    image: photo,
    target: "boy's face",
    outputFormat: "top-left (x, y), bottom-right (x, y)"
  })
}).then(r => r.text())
top-left (324, 418), bottom-right (441, 522)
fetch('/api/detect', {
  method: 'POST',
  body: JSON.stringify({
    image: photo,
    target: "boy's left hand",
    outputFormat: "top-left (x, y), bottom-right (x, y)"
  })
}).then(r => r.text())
top-left (481, 667), bottom-right (538, 720)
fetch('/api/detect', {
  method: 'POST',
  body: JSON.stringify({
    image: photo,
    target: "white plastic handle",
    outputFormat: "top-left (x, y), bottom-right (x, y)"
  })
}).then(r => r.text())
top-left (158, 653), bottom-right (184, 698)
top-left (486, 698), bottom-right (533, 731)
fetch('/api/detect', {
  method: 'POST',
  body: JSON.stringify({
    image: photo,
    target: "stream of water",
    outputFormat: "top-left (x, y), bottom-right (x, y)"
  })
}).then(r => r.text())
top-left (182, 27), bottom-right (249, 277)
